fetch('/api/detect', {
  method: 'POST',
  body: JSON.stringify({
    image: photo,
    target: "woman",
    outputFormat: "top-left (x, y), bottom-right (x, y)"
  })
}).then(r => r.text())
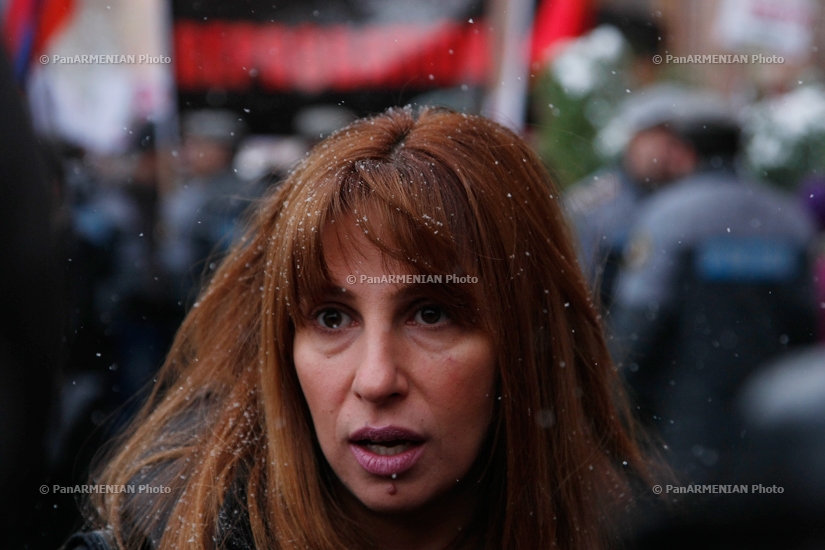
top-left (71, 106), bottom-right (651, 549)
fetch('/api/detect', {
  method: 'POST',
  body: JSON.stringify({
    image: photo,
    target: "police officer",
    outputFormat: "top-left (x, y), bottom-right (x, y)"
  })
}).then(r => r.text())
top-left (565, 84), bottom-right (700, 309)
top-left (610, 114), bottom-right (817, 483)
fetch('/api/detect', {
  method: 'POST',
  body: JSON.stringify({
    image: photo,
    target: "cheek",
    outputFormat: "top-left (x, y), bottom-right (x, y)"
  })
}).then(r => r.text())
top-left (292, 333), bottom-right (345, 430)
top-left (459, 340), bottom-right (496, 392)
top-left (430, 356), bottom-right (496, 480)
top-left (436, 346), bottom-right (496, 428)
top-left (444, 360), bottom-right (493, 409)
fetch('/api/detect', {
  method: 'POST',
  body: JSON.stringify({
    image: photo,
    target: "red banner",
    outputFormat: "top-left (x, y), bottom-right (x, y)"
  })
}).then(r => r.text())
top-left (174, 20), bottom-right (490, 93)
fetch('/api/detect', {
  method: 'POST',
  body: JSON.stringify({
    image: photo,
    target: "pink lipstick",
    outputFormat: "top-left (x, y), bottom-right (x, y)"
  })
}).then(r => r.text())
top-left (349, 426), bottom-right (425, 477)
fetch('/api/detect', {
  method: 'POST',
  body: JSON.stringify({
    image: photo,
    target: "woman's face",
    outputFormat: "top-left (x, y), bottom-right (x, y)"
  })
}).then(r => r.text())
top-left (293, 222), bottom-right (496, 515)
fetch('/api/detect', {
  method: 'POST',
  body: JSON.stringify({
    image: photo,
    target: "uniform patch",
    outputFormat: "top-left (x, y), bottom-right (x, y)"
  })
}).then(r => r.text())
top-left (696, 238), bottom-right (799, 282)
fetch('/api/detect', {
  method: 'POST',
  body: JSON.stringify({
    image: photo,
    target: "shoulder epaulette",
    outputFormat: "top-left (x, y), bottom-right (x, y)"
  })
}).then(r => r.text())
top-left (565, 171), bottom-right (622, 213)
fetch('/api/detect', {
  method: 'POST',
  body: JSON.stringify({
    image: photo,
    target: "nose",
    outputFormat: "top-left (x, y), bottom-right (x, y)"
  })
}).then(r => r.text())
top-left (351, 327), bottom-right (408, 405)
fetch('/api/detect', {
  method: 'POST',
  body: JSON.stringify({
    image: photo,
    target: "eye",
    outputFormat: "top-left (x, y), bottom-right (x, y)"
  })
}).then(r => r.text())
top-left (414, 305), bottom-right (449, 325)
top-left (315, 308), bottom-right (352, 330)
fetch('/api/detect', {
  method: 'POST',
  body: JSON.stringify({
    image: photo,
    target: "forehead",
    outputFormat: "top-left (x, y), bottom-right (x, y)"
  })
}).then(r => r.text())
top-left (320, 215), bottom-right (408, 278)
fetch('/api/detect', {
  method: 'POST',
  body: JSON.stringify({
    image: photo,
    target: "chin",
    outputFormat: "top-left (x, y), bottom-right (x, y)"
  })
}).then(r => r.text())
top-left (354, 485), bottom-right (425, 513)
top-left (363, 497), bottom-right (422, 515)
top-left (350, 476), bottom-right (459, 517)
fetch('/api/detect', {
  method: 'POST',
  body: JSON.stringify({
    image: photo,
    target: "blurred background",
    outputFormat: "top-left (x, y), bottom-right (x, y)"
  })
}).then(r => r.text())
top-left (1, 0), bottom-right (824, 548)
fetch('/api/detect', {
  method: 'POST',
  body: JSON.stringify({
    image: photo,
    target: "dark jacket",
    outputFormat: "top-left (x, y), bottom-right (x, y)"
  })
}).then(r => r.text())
top-left (64, 530), bottom-right (115, 550)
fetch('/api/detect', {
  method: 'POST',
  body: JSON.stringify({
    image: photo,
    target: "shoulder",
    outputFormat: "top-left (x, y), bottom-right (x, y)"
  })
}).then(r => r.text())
top-left (636, 174), bottom-right (815, 239)
top-left (564, 169), bottom-right (630, 215)
top-left (63, 530), bottom-right (115, 550)
top-left (102, 461), bottom-right (252, 550)
top-left (635, 174), bottom-right (729, 218)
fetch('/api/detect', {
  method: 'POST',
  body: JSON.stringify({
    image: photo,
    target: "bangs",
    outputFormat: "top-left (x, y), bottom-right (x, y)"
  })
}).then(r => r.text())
top-left (286, 149), bottom-right (486, 328)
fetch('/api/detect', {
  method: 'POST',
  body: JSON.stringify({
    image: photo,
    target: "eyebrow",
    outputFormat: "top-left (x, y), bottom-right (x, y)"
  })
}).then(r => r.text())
top-left (320, 282), bottom-right (430, 304)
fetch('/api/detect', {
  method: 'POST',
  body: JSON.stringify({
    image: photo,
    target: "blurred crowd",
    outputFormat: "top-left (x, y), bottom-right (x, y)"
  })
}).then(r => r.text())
top-left (11, 98), bottom-right (314, 545)
top-left (2, 3), bottom-right (825, 549)
top-left (557, 20), bottom-right (825, 547)
top-left (53, 109), bottom-right (279, 432)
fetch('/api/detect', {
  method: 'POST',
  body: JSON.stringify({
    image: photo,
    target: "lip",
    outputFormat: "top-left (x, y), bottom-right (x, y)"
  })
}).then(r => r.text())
top-left (349, 426), bottom-right (426, 477)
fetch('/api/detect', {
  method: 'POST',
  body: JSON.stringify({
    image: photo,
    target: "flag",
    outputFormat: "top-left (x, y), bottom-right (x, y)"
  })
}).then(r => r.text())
top-left (530, 0), bottom-right (593, 68)
top-left (2, 0), bottom-right (76, 83)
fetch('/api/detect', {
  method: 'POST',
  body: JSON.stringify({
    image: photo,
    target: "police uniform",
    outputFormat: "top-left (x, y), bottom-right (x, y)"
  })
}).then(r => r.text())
top-left (564, 83), bottom-right (708, 307)
top-left (610, 168), bottom-right (816, 482)
top-left (565, 167), bottom-right (649, 306)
